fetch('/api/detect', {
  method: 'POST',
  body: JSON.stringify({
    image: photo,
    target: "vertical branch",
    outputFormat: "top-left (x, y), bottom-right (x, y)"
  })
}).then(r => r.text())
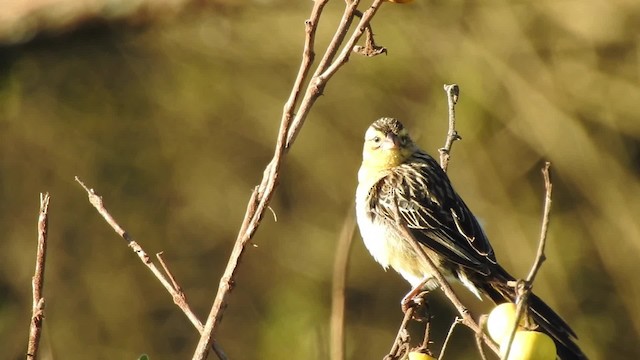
top-left (439, 84), bottom-right (461, 172)
top-left (281, 0), bottom-right (329, 124)
top-left (501, 162), bottom-right (553, 360)
top-left (438, 317), bottom-right (462, 360)
top-left (285, 0), bottom-right (386, 147)
top-left (26, 193), bottom-right (50, 360)
top-left (330, 210), bottom-right (357, 360)
top-left (526, 162), bottom-right (552, 282)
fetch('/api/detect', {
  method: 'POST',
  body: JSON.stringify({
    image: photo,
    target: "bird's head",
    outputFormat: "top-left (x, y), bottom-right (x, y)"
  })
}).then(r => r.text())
top-left (361, 117), bottom-right (417, 171)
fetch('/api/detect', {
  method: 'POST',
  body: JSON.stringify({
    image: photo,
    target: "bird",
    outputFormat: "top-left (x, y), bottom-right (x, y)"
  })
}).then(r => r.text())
top-left (355, 117), bottom-right (586, 359)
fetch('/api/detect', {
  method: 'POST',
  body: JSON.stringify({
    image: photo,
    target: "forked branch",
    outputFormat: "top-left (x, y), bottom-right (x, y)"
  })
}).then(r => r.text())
top-left (75, 177), bottom-right (227, 360)
top-left (192, 1), bottom-right (387, 359)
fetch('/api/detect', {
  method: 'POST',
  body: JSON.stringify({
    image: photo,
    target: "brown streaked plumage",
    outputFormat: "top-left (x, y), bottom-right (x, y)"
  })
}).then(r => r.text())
top-left (355, 117), bottom-right (586, 360)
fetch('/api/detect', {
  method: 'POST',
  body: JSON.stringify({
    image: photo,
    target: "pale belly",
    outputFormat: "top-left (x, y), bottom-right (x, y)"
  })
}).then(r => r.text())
top-left (355, 192), bottom-right (435, 288)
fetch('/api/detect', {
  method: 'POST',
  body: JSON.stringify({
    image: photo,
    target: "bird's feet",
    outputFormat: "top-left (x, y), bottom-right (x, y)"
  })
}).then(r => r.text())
top-left (401, 290), bottom-right (430, 321)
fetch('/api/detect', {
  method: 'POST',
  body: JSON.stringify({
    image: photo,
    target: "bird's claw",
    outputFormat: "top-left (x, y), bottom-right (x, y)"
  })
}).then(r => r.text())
top-left (401, 290), bottom-right (430, 320)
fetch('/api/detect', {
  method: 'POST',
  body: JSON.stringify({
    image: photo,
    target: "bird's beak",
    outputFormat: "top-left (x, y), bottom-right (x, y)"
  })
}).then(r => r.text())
top-left (381, 132), bottom-right (401, 150)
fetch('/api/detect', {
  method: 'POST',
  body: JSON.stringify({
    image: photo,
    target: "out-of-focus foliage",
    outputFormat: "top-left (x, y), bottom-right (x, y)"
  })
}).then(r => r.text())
top-left (0, 0), bottom-right (200, 45)
top-left (1, 1), bottom-right (639, 359)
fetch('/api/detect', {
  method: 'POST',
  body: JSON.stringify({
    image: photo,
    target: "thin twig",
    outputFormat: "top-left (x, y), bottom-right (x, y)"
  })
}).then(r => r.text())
top-left (421, 312), bottom-right (431, 349)
top-left (476, 315), bottom-right (490, 360)
top-left (157, 252), bottom-right (183, 294)
top-left (439, 84), bottom-right (461, 172)
top-left (75, 177), bottom-right (227, 360)
top-left (313, 0), bottom-right (361, 76)
top-left (280, 0), bottom-right (327, 134)
top-left (528, 162), bottom-right (552, 282)
top-left (330, 209), bottom-right (357, 360)
top-left (191, 1), bottom-right (388, 359)
top-left (500, 162), bottom-right (553, 360)
top-left (385, 307), bottom-right (415, 360)
top-left (285, 0), bottom-right (386, 147)
top-left (438, 317), bottom-right (462, 360)
top-left (26, 193), bottom-right (50, 360)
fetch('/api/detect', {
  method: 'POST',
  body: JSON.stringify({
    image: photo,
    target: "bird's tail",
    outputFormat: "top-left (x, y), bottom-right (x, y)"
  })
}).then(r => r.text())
top-left (477, 265), bottom-right (587, 360)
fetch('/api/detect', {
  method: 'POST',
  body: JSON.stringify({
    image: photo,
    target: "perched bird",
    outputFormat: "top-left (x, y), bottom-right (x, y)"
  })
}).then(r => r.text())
top-left (355, 117), bottom-right (586, 359)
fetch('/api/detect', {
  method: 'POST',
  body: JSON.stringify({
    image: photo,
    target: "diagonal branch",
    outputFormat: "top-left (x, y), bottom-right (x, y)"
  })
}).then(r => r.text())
top-left (285, 0), bottom-right (386, 147)
top-left (75, 177), bottom-right (227, 360)
top-left (191, 1), bottom-right (388, 359)
top-left (391, 201), bottom-right (500, 356)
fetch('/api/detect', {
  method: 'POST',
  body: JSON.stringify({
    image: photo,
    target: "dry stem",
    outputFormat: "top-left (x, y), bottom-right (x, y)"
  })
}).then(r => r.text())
top-left (191, 1), bottom-right (387, 358)
top-left (75, 177), bottom-right (227, 360)
top-left (500, 162), bottom-right (553, 360)
top-left (385, 307), bottom-right (415, 359)
top-left (438, 317), bottom-right (462, 360)
top-left (26, 193), bottom-right (50, 360)
top-left (439, 84), bottom-right (461, 172)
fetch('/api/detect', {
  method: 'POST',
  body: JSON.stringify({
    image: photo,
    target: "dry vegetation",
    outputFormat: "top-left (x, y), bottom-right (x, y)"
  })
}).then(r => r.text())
top-left (1, 0), bottom-right (639, 359)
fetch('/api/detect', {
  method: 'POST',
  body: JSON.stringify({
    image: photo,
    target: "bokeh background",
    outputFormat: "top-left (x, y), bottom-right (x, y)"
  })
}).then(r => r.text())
top-left (1, 0), bottom-right (639, 359)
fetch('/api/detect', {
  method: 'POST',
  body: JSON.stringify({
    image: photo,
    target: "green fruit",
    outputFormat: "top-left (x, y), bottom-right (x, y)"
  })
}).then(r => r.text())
top-left (500, 331), bottom-right (556, 360)
top-left (487, 303), bottom-right (524, 344)
top-left (407, 351), bottom-right (436, 360)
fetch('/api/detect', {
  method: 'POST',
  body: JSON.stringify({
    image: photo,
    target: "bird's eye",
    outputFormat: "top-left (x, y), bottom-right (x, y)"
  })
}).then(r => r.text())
top-left (372, 136), bottom-right (381, 144)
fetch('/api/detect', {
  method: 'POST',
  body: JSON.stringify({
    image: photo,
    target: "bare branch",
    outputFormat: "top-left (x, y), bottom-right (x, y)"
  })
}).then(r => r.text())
top-left (75, 177), bottom-right (227, 360)
top-left (285, 0), bottom-right (386, 148)
top-left (385, 307), bottom-right (415, 360)
top-left (157, 252), bottom-right (184, 296)
top-left (26, 193), bottom-right (50, 360)
top-left (281, 0), bottom-right (329, 133)
top-left (500, 162), bottom-right (553, 360)
top-left (476, 315), bottom-right (490, 360)
top-left (528, 162), bottom-right (552, 282)
top-left (438, 317), bottom-right (462, 360)
top-left (439, 84), bottom-right (461, 172)
top-left (192, 1), bottom-right (389, 358)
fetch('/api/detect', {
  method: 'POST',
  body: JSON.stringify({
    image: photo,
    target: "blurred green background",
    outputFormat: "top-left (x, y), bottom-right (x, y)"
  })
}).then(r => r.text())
top-left (1, 0), bottom-right (639, 359)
